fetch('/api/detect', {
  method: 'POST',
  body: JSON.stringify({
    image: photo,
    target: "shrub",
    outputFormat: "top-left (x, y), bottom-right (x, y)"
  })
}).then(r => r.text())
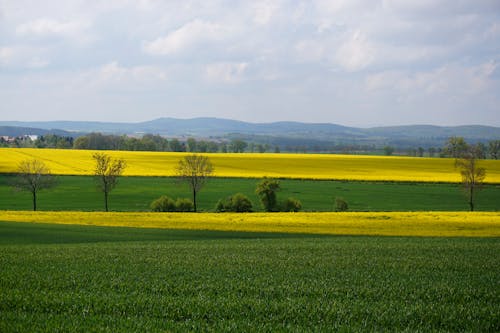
top-left (150, 196), bottom-right (176, 212)
top-left (281, 197), bottom-right (302, 212)
top-left (230, 193), bottom-right (253, 212)
top-left (215, 193), bottom-right (253, 212)
top-left (334, 197), bottom-right (348, 212)
top-left (175, 198), bottom-right (194, 212)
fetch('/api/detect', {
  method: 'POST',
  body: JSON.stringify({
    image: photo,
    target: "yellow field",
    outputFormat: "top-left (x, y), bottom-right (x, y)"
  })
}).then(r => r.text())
top-left (0, 211), bottom-right (499, 237)
top-left (1, 148), bottom-right (500, 183)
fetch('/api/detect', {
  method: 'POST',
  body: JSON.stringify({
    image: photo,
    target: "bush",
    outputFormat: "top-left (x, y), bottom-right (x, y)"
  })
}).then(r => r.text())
top-left (150, 196), bottom-right (176, 212)
top-left (334, 197), bottom-right (348, 212)
top-left (230, 193), bottom-right (253, 212)
top-left (215, 193), bottom-right (253, 212)
top-left (175, 198), bottom-right (194, 212)
top-left (281, 197), bottom-right (302, 212)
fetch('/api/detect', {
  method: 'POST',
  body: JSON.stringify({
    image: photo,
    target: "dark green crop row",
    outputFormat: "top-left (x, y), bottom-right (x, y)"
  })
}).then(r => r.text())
top-left (1, 175), bottom-right (499, 212)
top-left (0, 221), bottom-right (498, 332)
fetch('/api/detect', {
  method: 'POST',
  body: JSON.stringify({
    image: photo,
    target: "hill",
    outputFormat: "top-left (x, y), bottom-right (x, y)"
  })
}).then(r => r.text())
top-left (1, 118), bottom-right (499, 148)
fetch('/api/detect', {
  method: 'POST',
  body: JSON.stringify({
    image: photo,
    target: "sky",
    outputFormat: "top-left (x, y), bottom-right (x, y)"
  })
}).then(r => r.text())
top-left (0, 0), bottom-right (499, 127)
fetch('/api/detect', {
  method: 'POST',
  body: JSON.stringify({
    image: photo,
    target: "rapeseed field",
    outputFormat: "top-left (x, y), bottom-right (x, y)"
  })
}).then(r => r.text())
top-left (2, 148), bottom-right (500, 183)
top-left (1, 211), bottom-right (499, 237)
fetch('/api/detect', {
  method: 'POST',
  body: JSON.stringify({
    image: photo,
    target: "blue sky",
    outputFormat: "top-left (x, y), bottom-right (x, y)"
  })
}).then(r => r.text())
top-left (1, 0), bottom-right (499, 127)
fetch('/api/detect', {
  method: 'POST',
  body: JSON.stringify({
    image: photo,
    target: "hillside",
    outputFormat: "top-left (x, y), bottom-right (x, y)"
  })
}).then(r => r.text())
top-left (1, 118), bottom-right (499, 148)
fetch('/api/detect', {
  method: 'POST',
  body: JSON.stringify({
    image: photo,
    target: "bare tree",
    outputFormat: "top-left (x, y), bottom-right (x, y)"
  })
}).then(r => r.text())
top-left (93, 153), bottom-right (126, 212)
top-left (12, 159), bottom-right (56, 211)
top-left (455, 147), bottom-right (486, 211)
top-left (176, 154), bottom-right (213, 212)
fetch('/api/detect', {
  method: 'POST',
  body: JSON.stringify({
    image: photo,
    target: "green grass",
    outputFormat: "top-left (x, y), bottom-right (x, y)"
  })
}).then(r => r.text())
top-left (0, 221), bottom-right (498, 332)
top-left (1, 175), bottom-right (499, 211)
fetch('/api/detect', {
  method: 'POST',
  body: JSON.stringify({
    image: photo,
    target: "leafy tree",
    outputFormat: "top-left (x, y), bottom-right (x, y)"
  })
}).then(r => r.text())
top-left (12, 159), bottom-right (56, 211)
top-left (169, 138), bottom-right (185, 152)
top-left (187, 138), bottom-right (197, 152)
top-left (150, 195), bottom-right (176, 212)
top-left (176, 154), bottom-right (214, 212)
top-left (334, 197), bottom-right (348, 212)
top-left (455, 148), bottom-right (486, 211)
top-left (230, 139), bottom-right (247, 153)
top-left (215, 193), bottom-right (253, 212)
top-left (281, 197), bottom-right (302, 212)
top-left (92, 153), bottom-right (126, 212)
top-left (255, 178), bottom-right (281, 212)
top-left (444, 137), bottom-right (469, 158)
top-left (383, 146), bottom-right (394, 156)
top-left (488, 140), bottom-right (500, 159)
top-left (175, 198), bottom-right (194, 212)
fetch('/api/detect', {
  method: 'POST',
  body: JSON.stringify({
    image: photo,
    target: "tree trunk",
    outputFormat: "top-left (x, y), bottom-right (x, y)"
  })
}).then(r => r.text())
top-left (193, 189), bottom-right (197, 212)
top-left (104, 190), bottom-right (109, 212)
top-left (32, 191), bottom-right (37, 211)
top-left (469, 186), bottom-right (474, 212)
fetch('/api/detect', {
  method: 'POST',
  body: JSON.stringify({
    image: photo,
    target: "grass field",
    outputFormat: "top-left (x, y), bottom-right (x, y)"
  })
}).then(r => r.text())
top-left (0, 221), bottom-right (498, 332)
top-left (1, 175), bottom-right (499, 212)
top-left (2, 148), bottom-right (500, 182)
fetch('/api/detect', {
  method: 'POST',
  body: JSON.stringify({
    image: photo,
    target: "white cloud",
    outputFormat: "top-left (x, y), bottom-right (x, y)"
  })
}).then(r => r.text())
top-left (205, 62), bottom-right (248, 83)
top-left (365, 61), bottom-right (499, 96)
top-left (335, 30), bottom-right (375, 71)
top-left (94, 61), bottom-right (168, 87)
top-left (143, 19), bottom-right (230, 55)
top-left (16, 17), bottom-right (90, 38)
top-left (0, 45), bottom-right (49, 69)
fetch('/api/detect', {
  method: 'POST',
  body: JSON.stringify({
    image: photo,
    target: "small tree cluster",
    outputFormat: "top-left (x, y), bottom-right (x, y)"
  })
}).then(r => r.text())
top-left (215, 193), bottom-right (253, 212)
top-left (150, 196), bottom-right (194, 212)
top-left (334, 197), bottom-right (349, 212)
top-left (255, 178), bottom-right (302, 212)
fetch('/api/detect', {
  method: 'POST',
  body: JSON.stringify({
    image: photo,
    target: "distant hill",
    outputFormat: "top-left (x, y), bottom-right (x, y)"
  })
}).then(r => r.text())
top-left (1, 118), bottom-right (499, 148)
top-left (0, 126), bottom-right (76, 137)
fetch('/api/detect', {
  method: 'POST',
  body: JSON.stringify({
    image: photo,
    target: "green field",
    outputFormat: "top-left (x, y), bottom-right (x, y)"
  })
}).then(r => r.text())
top-left (0, 221), bottom-right (498, 332)
top-left (1, 175), bottom-right (499, 212)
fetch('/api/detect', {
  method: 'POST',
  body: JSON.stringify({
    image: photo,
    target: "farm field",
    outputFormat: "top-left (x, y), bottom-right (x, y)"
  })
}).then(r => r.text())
top-left (2, 148), bottom-right (500, 182)
top-left (1, 175), bottom-right (500, 212)
top-left (1, 211), bottom-right (500, 237)
top-left (0, 221), bottom-right (499, 332)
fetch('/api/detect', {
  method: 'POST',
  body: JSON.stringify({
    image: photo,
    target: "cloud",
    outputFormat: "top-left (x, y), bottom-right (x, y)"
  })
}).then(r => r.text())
top-left (92, 61), bottom-right (168, 88)
top-left (143, 19), bottom-right (230, 55)
top-left (335, 30), bottom-right (375, 71)
top-left (16, 17), bottom-right (90, 38)
top-left (0, 45), bottom-right (49, 69)
top-left (205, 62), bottom-right (248, 83)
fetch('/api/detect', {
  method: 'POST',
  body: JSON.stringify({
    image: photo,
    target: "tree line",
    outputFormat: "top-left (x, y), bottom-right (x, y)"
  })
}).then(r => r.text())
top-left (3, 133), bottom-right (499, 158)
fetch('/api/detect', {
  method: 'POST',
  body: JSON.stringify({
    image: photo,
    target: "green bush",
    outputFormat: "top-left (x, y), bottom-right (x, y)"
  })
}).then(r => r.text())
top-left (150, 196), bottom-right (176, 212)
top-left (281, 197), bottom-right (302, 212)
top-left (175, 198), bottom-right (194, 212)
top-left (215, 193), bottom-right (253, 212)
top-left (334, 197), bottom-right (348, 212)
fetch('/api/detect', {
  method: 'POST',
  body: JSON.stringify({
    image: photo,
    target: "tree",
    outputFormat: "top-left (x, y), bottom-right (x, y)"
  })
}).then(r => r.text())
top-left (12, 159), bottom-right (56, 211)
top-left (255, 178), bottom-right (281, 212)
top-left (215, 193), bottom-right (253, 212)
top-left (444, 136), bottom-right (469, 158)
top-left (488, 140), bottom-right (500, 159)
top-left (455, 148), bottom-right (486, 211)
top-left (383, 146), bottom-right (394, 156)
top-left (176, 154), bottom-right (214, 212)
top-left (230, 139), bottom-right (247, 153)
top-left (92, 153), bottom-right (126, 212)
top-left (334, 197), bottom-right (348, 212)
top-left (281, 197), bottom-right (302, 212)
